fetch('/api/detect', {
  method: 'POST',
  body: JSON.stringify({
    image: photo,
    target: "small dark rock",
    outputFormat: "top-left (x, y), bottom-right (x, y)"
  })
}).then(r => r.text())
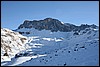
top-left (42, 59), bottom-right (44, 60)
top-left (76, 44), bottom-right (79, 46)
top-left (55, 51), bottom-right (57, 52)
top-left (50, 56), bottom-right (52, 58)
top-left (64, 63), bottom-right (67, 66)
top-left (68, 51), bottom-right (70, 53)
top-left (74, 58), bottom-right (76, 60)
top-left (3, 53), bottom-right (8, 56)
top-left (80, 46), bottom-right (85, 48)
top-left (55, 54), bottom-right (58, 56)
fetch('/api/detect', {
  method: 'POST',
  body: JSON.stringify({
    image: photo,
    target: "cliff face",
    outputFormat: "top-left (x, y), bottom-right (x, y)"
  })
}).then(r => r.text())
top-left (18, 18), bottom-right (67, 32)
top-left (17, 18), bottom-right (98, 32)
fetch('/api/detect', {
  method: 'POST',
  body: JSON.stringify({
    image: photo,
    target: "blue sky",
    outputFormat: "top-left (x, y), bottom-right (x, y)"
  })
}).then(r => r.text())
top-left (1, 1), bottom-right (99, 30)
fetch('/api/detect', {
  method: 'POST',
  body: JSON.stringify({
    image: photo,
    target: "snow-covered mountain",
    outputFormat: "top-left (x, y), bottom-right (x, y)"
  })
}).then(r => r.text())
top-left (1, 28), bottom-right (29, 62)
top-left (1, 18), bottom-right (99, 66)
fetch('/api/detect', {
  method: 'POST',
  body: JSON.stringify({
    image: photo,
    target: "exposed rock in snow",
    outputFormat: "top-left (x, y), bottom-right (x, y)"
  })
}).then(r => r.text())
top-left (1, 28), bottom-right (29, 62)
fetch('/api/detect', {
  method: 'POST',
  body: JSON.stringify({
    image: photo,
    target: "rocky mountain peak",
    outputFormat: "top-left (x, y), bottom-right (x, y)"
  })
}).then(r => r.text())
top-left (17, 18), bottom-right (98, 33)
top-left (44, 18), bottom-right (53, 22)
top-left (17, 18), bottom-right (64, 32)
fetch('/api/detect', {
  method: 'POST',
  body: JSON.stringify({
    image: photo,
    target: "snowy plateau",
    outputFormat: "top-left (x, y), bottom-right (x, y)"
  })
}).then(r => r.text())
top-left (1, 18), bottom-right (99, 66)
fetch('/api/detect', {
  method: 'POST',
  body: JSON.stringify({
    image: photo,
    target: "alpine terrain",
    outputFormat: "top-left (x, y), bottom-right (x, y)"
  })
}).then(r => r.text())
top-left (1, 18), bottom-right (99, 66)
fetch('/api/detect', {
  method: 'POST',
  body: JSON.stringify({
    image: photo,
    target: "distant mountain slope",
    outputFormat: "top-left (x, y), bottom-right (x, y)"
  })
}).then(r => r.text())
top-left (16, 18), bottom-right (98, 33)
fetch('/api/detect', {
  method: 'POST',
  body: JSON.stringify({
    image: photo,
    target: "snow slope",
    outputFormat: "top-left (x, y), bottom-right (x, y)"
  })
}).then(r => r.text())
top-left (1, 27), bottom-right (99, 66)
top-left (1, 28), bottom-right (29, 62)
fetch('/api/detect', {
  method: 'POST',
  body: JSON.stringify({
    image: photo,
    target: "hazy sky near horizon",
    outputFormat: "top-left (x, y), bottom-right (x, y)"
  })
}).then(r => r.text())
top-left (1, 1), bottom-right (99, 30)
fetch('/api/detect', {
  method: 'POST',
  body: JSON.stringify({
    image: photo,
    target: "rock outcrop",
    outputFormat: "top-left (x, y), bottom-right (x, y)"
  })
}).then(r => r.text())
top-left (17, 18), bottom-right (98, 32)
top-left (1, 28), bottom-right (28, 57)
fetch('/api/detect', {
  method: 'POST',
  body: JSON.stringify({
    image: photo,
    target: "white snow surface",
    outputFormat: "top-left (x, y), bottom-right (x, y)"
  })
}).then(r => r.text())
top-left (1, 27), bottom-right (99, 66)
top-left (1, 28), bottom-right (29, 62)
